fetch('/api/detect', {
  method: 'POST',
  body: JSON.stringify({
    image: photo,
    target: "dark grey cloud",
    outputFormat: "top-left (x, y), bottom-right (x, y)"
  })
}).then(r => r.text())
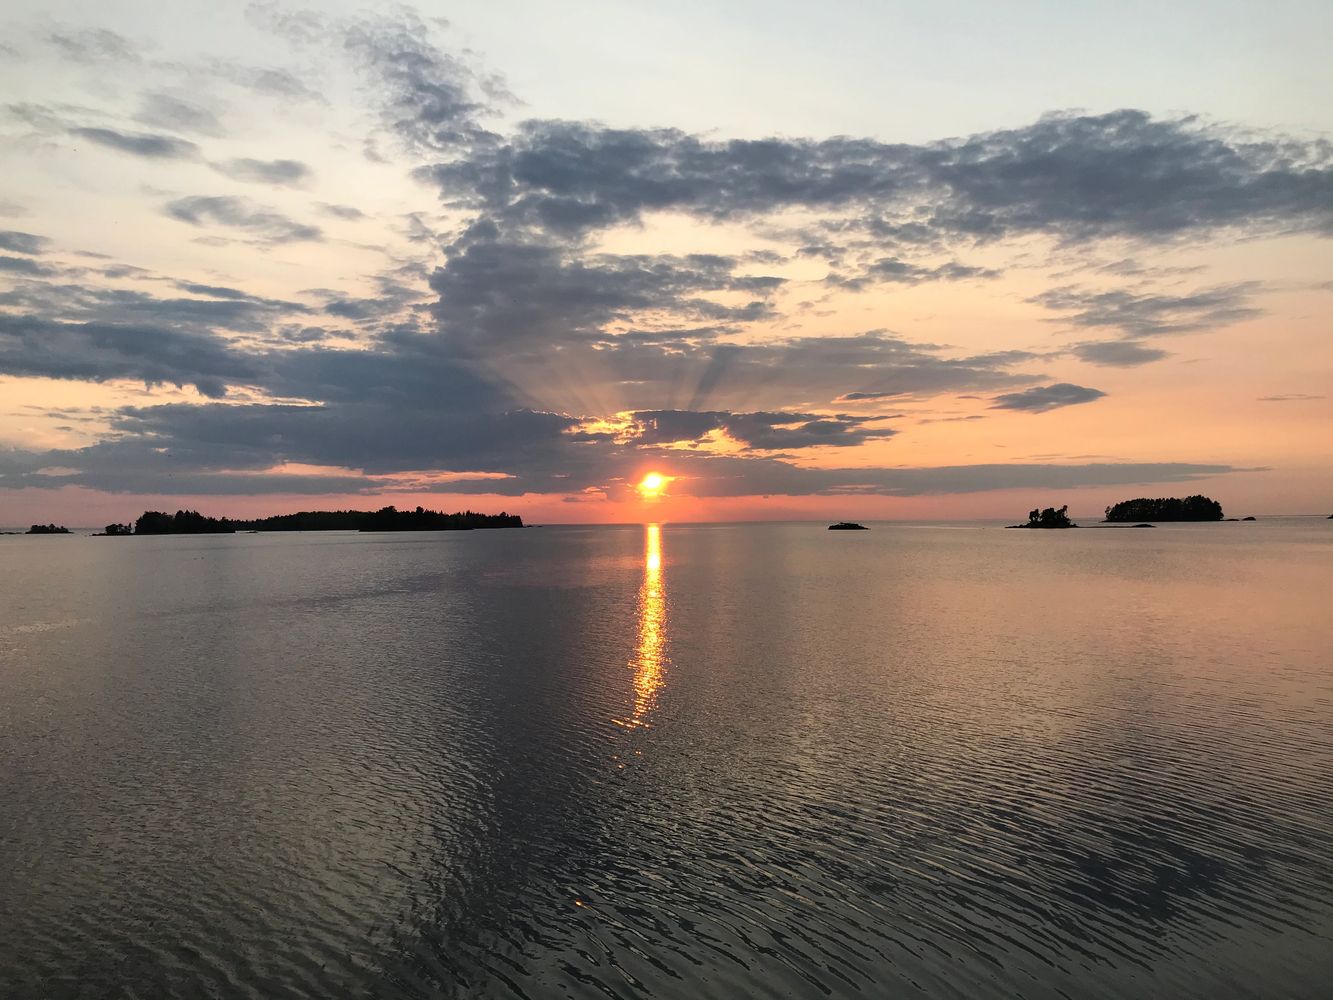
top-left (991, 383), bottom-right (1107, 413)
top-left (1033, 283), bottom-right (1262, 337)
top-left (339, 11), bottom-right (499, 154)
top-left (629, 409), bottom-right (897, 450)
top-left (1070, 340), bottom-right (1170, 367)
top-left (416, 111), bottom-right (1333, 247)
top-left (76, 400), bottom-right (571, 484)
top-left (135, 93), bottom-right (224, 137)
top-left (164, 196), bottom-right (322, 243)
top-left (428, 237), bottom-right (782, 351)
top-left (0, 255), bottom-right (55, 276)
top-left (0, 314), bottom-right (263, 398)
top-left (0, 230), bottom-right (49, 255)
top-left (69, 126), bottom-right (198, 160)
top-left (0, 279), bottom-right (309, 334)
top-left (211, 158), bottom-right (313, 186)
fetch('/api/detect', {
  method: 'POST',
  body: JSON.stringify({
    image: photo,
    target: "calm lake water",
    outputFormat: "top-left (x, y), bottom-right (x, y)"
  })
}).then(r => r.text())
top-left (2, 520), bottom-right (1331, 998)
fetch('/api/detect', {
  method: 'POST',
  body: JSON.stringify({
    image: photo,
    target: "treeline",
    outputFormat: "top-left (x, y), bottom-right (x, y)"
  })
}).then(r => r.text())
top-left (1104, 495), bottom-right (1223, 522)
top-left (356, 506), bottom-right (522, 531)
top-left (27, 523), bottom-right (70, 534)
top-left (135, 510), bottom-right (237, 534)
top-left (123, 505), bottom-right (522, 535)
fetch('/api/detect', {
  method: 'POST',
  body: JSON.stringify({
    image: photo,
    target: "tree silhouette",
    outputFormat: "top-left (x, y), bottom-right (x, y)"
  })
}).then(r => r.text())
top-left (1104, 495), bottom-right (1223, 522)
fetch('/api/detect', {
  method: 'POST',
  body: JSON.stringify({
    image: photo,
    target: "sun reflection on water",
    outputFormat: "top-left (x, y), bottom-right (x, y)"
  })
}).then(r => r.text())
top-left (617, 523), bottom-right (667, 729)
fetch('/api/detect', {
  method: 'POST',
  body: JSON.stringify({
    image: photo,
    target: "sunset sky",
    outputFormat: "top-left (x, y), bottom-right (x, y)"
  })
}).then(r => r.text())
top-left (2, 0), bottom-right (1330, 524)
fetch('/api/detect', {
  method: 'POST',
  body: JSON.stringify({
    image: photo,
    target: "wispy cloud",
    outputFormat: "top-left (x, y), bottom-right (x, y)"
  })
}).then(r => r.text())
top-left (164, 195), bottom-right (322, 243)
top-left (991, 383), bottom-right (1107, 413)
top-left (69, 126), bottom-right (198, 159)
top-left (210, 158), bottom-right (312, 186)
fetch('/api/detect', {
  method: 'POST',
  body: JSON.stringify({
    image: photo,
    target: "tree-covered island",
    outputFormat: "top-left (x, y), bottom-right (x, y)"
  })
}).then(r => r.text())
top-left (1103, 495), bottom-right (1223, 522)
top-left (1007, 505), bottom-right (1076, 528)
top-left (26, 523), bottom-right (71, 534)
top-left (125, 505), bottom-right (522, 534)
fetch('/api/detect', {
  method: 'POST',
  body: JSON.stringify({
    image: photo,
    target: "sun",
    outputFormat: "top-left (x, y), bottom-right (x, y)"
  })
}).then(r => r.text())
top-left (636, 471), bottom-right (670, 498)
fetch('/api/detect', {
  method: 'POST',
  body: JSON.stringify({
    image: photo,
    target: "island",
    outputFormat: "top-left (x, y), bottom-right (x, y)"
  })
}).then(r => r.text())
top-left (1104, 495), bottom-right (1223, 522)
top-left (97, 523), bottom-right (134, 536)
top-left (1007, 505), bottom-right (1076, 529)
top-left (828, 522), bottom-right (869, 530)
top-left (26, 524), bottom-right (71, 534)
top-left (122, 505), bottom-right (523, 535)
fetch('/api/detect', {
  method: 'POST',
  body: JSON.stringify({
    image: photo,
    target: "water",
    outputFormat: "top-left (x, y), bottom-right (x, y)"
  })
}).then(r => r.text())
top-left (2, 520), bottom-right (1331, 998)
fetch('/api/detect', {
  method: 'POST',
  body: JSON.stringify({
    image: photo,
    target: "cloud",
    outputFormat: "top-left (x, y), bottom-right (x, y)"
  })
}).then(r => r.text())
top-left (836, 390), bottom-right (903, 402)
top-left (47, 27), bottom-right (139, 63)
top-left (1257, 393), bottom-right (1325, 402)
top-left (1070, 340), bottom-right (1170, 367)
top-left (164, 195), bottom-right (322, 243)
top-left (202, 60), bottom-right (324, 102)
top-left (0, 277), bottom-right (309, 335)
top-left (991, 383), bottom-right (1107, 413)
top-left (0, 255), bottom-right (56, 276)
top-left (211, 158), bottom-right (313, 186)
top-left (1033, 283), bottom-right (1262, 337)
top-left (416, 111), bottom-right (1333, 247)
top-left (135, 93), bottom-right (224, 137)
top-left (649, 458), bottom-right (1245, 500)
top-left (69, 126), bottom-right (198, 160)
top-left (317, 203), bottom-right (366, 220)
top-left (338, 10), bottom-right (500, 154)
top-left (0, 314), bottom-right (263, 398)
top-left (628, 409), bottom-right (897, 450)
top-left (426, 236), bottom-right (784, 352)
top-left (0, 230), bottom-right (49, 255)
top-left (833, 257), bottom-right (1002, 289)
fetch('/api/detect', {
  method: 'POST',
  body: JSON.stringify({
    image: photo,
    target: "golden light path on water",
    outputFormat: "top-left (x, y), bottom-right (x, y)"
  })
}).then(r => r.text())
top-left (618, 523), bottom-right (666, 729)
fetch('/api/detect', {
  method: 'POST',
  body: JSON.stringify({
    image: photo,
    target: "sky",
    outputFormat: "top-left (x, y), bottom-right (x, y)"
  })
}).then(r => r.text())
top-left (1, 0), bottom-right (1330, 525)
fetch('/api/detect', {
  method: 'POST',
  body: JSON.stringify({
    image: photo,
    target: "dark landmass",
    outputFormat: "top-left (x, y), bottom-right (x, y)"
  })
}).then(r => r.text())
top-left (26, 524), bottom-right (70, 534)
top-left (356, 506), bottom-right (522, 532)
top-left (126, 505), bottom-right (522, 535)
top-left (1104, 495), bottom-right (1223, 522)
top-left (1132, 523), bottom-right (1155, 528)
top-left (828, 522), bottom-right (869, 530)
top-left (135, 510), bottom-right (237, 535)
top-left (1242, 516), bottom-right (1257, 521)
top-left (1008, 505), bottom-right (1076, 529)
top-left (96, 523), bottom-right (133, 536)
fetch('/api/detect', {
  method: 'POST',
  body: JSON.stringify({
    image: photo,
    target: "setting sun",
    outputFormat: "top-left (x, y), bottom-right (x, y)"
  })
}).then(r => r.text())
top-left (637, 472), bottom-right (670, 498)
